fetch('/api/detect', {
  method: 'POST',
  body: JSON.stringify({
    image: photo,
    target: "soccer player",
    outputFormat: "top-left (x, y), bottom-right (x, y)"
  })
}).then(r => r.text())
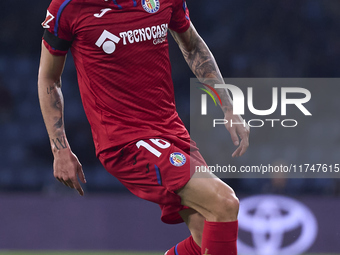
top-left (38, 0), bottom-right (250, 254)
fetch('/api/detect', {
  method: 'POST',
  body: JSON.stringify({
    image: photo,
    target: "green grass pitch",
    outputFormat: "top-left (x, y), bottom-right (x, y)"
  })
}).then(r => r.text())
top-left (0, 252), bottom-right (163, 255)
top-left (0, 252), bottom-right (338, 255)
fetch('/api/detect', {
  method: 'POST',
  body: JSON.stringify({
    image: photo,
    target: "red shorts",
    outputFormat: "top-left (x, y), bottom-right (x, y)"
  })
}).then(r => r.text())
top-left (98, 135), bottom-right (207, 224)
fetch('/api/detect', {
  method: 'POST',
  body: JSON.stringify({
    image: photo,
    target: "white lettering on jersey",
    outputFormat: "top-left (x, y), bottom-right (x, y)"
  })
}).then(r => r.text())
top-left (94, 8), bottom-right (112, 18)
top-left (41, 10), bottom-right (55, 29)
top-left (145, 27), bottom-right (152, 40)
top-left (96, 24), bottom-right (168, 54)
top-left (139, 28), bottom-right (146, 41)
top-left (119, 24), bottom-right (168, 45)
top-left (96, 30), bottom-right (121, 54)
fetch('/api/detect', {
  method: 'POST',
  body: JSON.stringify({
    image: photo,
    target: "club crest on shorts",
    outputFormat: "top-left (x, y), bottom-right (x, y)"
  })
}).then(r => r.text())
top-left (169, 152), bottom-right (186, 167)
top-left (142, 0), bottom-right (160, 13)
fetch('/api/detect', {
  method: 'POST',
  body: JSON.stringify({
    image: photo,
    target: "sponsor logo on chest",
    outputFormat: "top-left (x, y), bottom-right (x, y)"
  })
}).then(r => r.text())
top-left (96, 23), bottom-right (168, 54)
top-left (119, 23), bottom-right (168, 45)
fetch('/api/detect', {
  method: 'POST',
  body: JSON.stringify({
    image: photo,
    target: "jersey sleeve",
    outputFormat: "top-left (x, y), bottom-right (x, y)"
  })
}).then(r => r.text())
top-left (169, 0), bottom-right (190, 33)
top-left (41, 0), bottom-right (74, 56)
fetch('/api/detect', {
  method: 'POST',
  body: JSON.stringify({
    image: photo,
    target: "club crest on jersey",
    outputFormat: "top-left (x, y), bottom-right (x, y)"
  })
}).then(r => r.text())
top-left (169, 152), bottom-right (186, 167)
top-left (142, 0), bottom-right (160, 14)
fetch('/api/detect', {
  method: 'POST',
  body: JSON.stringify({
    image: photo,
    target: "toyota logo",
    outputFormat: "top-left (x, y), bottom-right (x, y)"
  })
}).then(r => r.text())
top-left (238, 195), bottom-right (318, 255)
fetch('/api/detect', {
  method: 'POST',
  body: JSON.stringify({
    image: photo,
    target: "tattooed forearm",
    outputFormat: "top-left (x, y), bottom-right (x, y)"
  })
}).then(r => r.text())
top-left (52, 135), bottom-right (67, 150)
top-left (54, 117), bottom-right (63, 129)
top-left (185, 43), bottom-right (217, 81)
top-left (38, 51), bottom-right (68, 154)
top-left (171, 27), bottom-right (233, 111)
top-left (172, 28), bottom-right (220, 83)
top-left (44, 80), bottom-right (65, 147)
top-left (50, 86), bottom-right (63, 111)
top-left (47, 80), bottom-right (61, 94)
top-left (47, 85), bottom-right (54, 95)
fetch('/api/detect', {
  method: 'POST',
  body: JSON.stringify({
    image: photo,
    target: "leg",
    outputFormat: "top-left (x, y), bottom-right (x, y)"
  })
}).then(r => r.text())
top-left (179, 208), bottom-right (205, 247)
top-left (177, 171), bottom-right (239, 255)
top-left (166, 208), bottom-right (204, 255)
top-left (177, 171), bottom-right (239, 222)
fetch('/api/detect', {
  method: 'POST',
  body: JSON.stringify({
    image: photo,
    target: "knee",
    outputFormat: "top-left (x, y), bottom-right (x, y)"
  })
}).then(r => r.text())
top-left (209, 189), bottom-right (239, 222)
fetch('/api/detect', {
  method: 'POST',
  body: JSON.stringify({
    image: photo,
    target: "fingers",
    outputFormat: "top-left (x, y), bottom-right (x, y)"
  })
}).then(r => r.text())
top-left (56, 177), bottom-right (70, 187)
top-left (54, 173), bottom-right (85, 196)
top-left (231, 127), bottom-right (250, 158)
top-left (53, 152), bottom-right (85, 196)
top-left (77, 165), bottom-right (87, 184)
top-left (55, 176), bottom-right (84, 196)
top-left (72, 178), bottom-right (84, 196)
top-left (232, 138), bottom-right (248, 157)
top-left (228, 127), bottom-right (240, 146)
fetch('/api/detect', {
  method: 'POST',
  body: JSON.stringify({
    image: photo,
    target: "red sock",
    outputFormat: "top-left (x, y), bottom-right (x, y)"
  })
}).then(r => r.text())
top-left (167, 235), bottom-right (201, 255)
top-left (201, 220), bottom-right (238, 255)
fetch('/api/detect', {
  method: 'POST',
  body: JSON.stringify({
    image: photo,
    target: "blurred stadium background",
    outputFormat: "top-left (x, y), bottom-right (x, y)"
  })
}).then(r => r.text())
top-left (0, 0), bottom-right (339, 254)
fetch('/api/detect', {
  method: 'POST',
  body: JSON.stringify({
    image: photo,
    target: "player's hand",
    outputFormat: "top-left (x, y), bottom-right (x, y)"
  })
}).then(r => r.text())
top-left (53, 149), bottom-right (86, 196)
top-left (224, 110), bottom-right (250, 157)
